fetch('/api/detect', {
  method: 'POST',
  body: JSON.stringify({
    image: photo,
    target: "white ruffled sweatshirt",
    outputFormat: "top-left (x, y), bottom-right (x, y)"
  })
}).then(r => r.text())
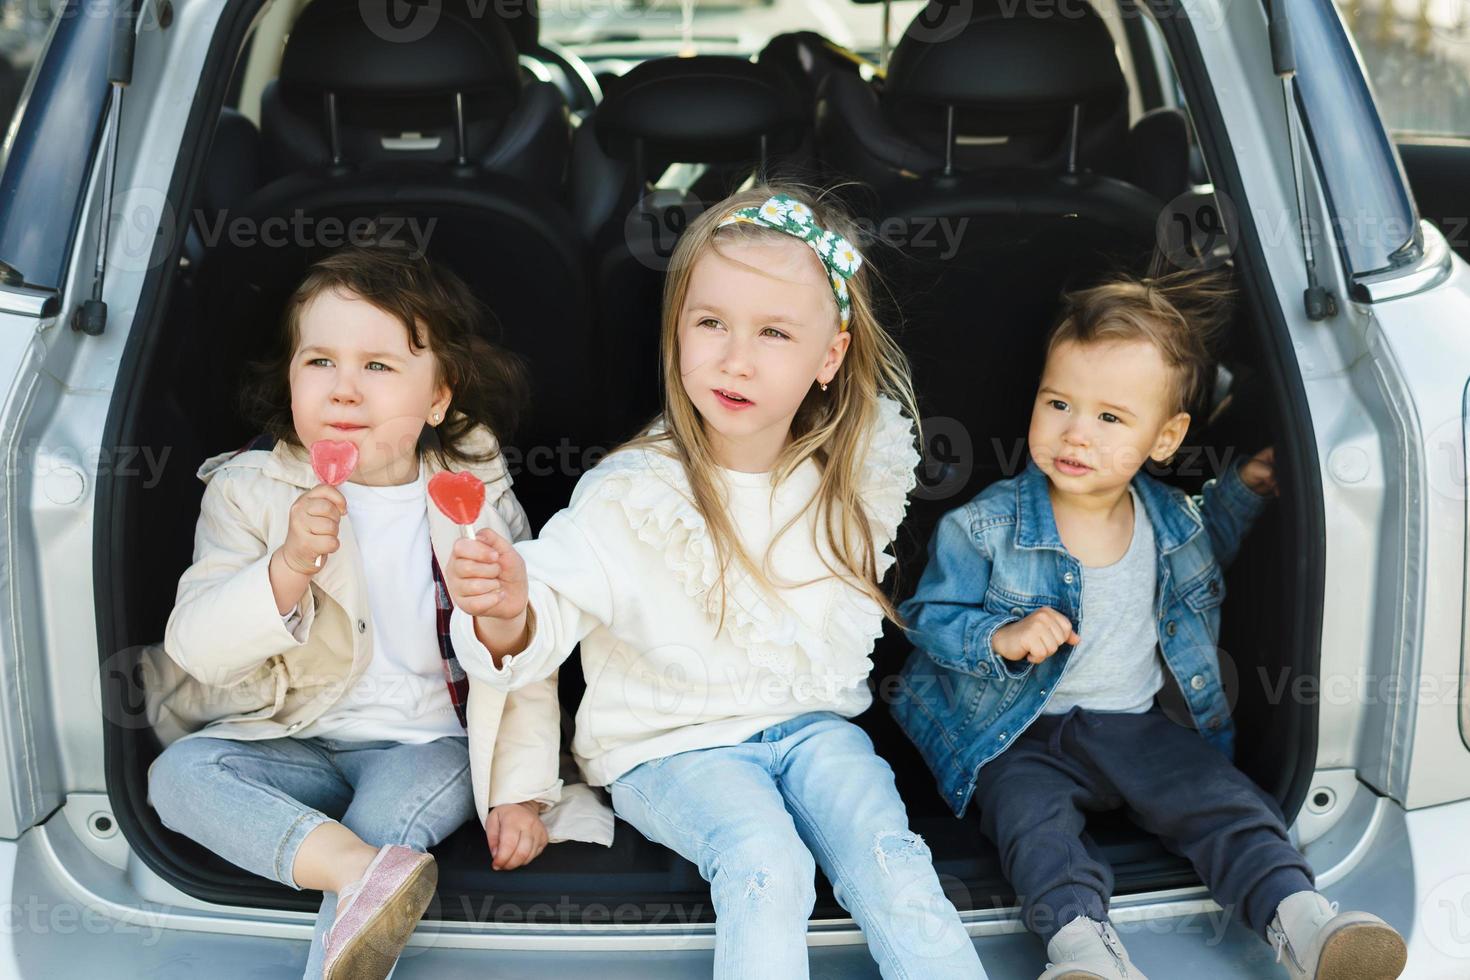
top-left (451, 398), bottom-right (920, 787)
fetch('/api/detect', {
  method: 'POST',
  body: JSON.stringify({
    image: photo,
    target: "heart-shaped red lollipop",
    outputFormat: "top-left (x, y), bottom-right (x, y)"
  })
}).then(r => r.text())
top-left (429, 470), bottom-right (486, 527)
top-left (310, 440), bottom-right (359, 486)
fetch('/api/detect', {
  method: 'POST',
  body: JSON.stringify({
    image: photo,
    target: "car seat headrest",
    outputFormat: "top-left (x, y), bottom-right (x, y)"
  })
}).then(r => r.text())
top-left (281, 0), bottom-right (521, 97)
top-left (884, 0), bottom-right (1128, 175)
top-left (888, 0), bottom-right (1124, 107)
top-left (593, 56), bottom-right (806, 166)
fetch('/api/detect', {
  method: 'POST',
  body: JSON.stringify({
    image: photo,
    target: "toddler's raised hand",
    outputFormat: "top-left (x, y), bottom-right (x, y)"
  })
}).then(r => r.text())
top-left (991, 607), bottom-right (1081, 665)
top-left (1240, 446), bottom-right (1280, 497)
top-left (446, 528), bottom-right (528, 621)
top-left (278, 484), bottom-right (347, 574)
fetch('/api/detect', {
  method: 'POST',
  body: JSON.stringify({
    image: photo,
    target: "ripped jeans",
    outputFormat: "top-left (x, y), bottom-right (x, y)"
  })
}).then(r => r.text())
top-left (610, 712), bottom-right (986, 980)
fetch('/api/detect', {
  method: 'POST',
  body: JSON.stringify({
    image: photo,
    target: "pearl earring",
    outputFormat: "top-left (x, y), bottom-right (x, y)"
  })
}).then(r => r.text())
top-left (820, 382), bottom-right (829, 392)
top-left (431, 412), bottom-right (441, 424)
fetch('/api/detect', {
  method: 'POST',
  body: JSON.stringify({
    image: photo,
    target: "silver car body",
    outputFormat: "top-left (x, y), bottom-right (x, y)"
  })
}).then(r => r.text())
top-left (0, 0), bottom-right (1465, 975)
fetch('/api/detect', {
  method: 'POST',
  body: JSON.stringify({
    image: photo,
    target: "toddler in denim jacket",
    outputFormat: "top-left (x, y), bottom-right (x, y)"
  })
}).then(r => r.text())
top-left (892, 269), bottom-right (1406, 980)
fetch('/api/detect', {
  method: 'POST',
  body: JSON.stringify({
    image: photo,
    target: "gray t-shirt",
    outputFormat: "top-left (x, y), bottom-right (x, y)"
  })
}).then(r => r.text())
top-left (1042, 486), bottom-right (1165, 715)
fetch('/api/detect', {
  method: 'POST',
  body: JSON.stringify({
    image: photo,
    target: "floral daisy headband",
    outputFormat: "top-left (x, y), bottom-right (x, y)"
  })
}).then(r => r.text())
top-left (715, 193), bottom-right (864, 331)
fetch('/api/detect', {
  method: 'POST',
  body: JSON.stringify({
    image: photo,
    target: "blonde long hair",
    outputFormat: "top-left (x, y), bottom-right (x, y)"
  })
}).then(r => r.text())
top-left (619, 184), bottom-right (920, 624)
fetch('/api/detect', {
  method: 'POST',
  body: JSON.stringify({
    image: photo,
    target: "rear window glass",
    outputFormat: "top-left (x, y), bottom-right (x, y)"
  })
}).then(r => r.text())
top-left (1294, 0), bottom-right (1420, 277)
top-left (538, 0), bottom-right (1139, 71)
top-left (539, 0), bottom-right (932, 55)
top-left (0, 0), bottom-right (56, 136)
top-left (1335, 0), bottom-right (1470, 139)
top-left (0, 1), bottom-right (110, 289)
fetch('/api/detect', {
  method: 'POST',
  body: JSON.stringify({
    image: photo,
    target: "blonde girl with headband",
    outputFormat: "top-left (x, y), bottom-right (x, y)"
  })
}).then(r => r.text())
top-left (442, 186), bottom-right (988, 978)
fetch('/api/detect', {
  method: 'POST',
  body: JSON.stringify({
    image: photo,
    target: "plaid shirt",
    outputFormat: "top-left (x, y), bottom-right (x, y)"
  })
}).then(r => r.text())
top-left (236, 434), bottom-right (470, 730)
top-left (430, 552), bottom-right (470, 728)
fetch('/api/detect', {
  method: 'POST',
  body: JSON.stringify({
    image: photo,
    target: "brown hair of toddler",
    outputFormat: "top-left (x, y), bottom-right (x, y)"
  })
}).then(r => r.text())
top-left (1045, 265), bottom-right (1235, 415)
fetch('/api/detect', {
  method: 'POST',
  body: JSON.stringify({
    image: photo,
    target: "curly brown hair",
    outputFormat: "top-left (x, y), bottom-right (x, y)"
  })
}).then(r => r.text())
top-left (241, 244), bottom-right (529, 467)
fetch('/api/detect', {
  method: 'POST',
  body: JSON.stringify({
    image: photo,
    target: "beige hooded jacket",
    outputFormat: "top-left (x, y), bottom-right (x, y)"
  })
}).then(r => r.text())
top-left (143, 423), bottom-right (614, 844)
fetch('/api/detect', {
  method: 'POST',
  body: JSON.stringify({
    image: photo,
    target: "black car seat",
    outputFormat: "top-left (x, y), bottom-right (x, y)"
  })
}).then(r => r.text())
top-left (180, 0), bottom-right (594, 530)
top-left (815, 0), bottom-right (1177, 510)
top-left (481, 0), bottom-right (602, 117)
top-left (816, 0), bottom-right (1190, 199)
top-left (259, 0), bottom-right (571, 193)
top-left (180, 108), bottom-right (264, 270)
top-left (570, 56), bottom-right (812, 437)
top-left (758, 30), bottom-right (863, 130)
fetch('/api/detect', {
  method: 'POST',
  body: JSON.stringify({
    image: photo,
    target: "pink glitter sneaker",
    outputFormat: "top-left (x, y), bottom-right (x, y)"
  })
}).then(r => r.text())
top-left (322, 844), bottom-right (438, 980)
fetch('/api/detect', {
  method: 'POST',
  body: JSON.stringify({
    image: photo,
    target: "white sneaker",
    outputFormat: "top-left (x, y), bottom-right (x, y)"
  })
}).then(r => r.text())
top-left (1266, 891), bottom-right (1406, 979)
top-left (1038, 916), bottom-right (1148, 980)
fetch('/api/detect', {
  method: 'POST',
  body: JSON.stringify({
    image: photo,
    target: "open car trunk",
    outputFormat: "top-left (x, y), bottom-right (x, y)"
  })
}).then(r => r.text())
top-left (94, 0), bottom-right (1321, 934)
top-left (95, 262), bottom-right (1319, 927)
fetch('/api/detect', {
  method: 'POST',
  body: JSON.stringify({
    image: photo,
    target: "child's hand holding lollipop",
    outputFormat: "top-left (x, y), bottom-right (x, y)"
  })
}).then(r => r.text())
top-left (429, 469), bottom-right (531, 660)
top-left (279, 440), bottom-right (357, 575)
top-left (443, 526), bottom-right (528, 621)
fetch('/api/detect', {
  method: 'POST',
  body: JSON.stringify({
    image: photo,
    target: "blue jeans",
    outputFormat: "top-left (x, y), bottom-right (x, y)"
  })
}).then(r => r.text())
top-left (610, 712), bottom-right (987, 979)
top-left (147, 734), bottom-right (474, 979)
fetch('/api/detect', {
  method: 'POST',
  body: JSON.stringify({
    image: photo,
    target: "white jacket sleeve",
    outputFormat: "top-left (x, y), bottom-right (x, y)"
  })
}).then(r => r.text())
top-left (450, 505), bottom-right (615, 693)
top-left (481, 482), bottom-right (563, 811)
top-left (163, 471), bottom-right (316, 688)
top-left (485, 669), bottom-right (565, 810)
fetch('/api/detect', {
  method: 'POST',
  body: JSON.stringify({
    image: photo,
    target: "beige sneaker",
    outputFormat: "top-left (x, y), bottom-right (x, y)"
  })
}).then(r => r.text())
top-left (1266, 891), bottom-right (1406, 980)
top-left (1037, 916), bottom-right (1149, 980)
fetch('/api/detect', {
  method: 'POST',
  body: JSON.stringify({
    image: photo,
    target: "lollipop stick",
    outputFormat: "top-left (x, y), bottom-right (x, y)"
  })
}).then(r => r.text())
top-left (459, 524), bottom-right (475, 540)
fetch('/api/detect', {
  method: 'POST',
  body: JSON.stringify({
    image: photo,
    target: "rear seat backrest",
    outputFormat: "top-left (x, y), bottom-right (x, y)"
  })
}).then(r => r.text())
top-left (187, 177), bottom-right (594, 531)
top-left (181, 108), bottom-right (264, 271)
top-left (571, 56), bottom-right (812, 435)
top-left (183, 0), bottom-right (595, 529)
top-left (572, 55), bottom-right (809, 240)
top-left (757, 31), bottom-right (863, 129)
top-left (1126, 106), bottom-right (1193, 204)
top-left (259, 0), bottom-right (570, 192)
top-left (815, 0), bottom-right (1188, 195)
top-left (884, 0), bottom-right (1130, 177)
top-left (812, 0), bottom-right (1172, 541)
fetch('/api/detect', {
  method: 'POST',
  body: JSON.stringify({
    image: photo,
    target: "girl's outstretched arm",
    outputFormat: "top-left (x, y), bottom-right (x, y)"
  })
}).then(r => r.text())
top-left (448, 508), bottom-right (615, 692)
top-left (446, 526), bottom-right (533, 658)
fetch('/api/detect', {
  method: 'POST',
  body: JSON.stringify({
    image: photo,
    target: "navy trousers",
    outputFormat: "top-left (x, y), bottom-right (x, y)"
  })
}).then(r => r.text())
top-left (973, 703), bottom-right (1314, 944)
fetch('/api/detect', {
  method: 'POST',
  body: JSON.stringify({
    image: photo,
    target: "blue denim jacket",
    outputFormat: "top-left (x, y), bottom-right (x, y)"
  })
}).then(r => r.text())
top-left (890, 456), bottom-right (1270, 817)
